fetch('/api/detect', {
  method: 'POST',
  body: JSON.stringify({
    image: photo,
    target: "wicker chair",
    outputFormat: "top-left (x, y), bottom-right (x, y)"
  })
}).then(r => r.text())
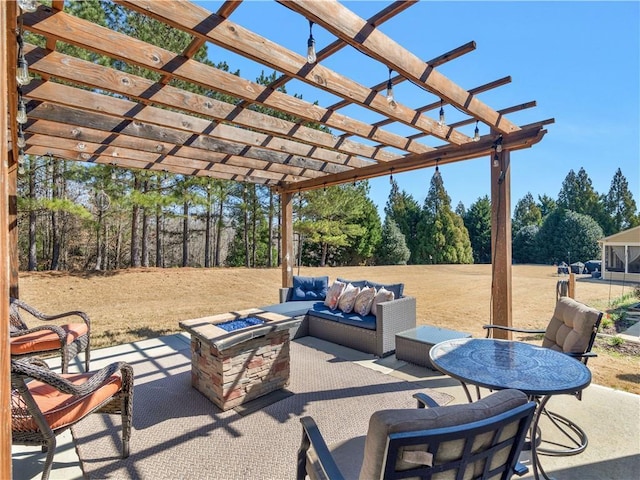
top-left (11, 357), bottom-right (133, 480)
top-left (10, 297), bottom-right (91, 373)
top-left (297, 389), bottom-right (536, 480)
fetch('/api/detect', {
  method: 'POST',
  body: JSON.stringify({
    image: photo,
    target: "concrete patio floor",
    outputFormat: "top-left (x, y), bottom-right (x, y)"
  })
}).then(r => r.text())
top-left (11, 333), bottom-right (640, 480)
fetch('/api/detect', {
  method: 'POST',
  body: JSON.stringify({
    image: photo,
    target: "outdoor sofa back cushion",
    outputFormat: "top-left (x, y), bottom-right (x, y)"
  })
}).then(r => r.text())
top-left (543, 296), bottom-right (602, 354)
top-left (291, 276), bottom-right (329, 301)
top-left (337, 278), bottom-right (404, 300)
top-left (359, 389), bottom-right (528, 480)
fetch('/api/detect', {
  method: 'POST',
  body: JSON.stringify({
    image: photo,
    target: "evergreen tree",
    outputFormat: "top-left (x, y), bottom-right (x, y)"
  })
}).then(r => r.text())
top-left (604, 168), bottom-right (639, 234)
top-left (557, 167), bottom-right (606, 229)
top-left (512, 192), bottom-right (542, 233)
top-left (513, 224), bottom-right (540, 264)
top-left (536, 209), bottom-right (603, 264)
top-left (384, 178), bottom-right (421, 264)
top-left (463, 196), bottom-right (492, 264)
top-left (375, 217), bottom-right (410, 265)
top-left (415, 169), bottom-right (473, 264)
top-left (537, 194), bottom-right (557, 219)
top-left (296, 184), bottom-right (370, 267)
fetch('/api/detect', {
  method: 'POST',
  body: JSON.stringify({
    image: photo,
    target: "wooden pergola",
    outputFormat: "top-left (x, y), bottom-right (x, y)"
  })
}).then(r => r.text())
top-left (1, 1), bottom-right (553, 474)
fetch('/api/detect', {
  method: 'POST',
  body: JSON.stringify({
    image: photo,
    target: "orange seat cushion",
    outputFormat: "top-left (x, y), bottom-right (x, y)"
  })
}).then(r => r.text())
top-left (13, 372), bottom-right (122, 431)
top-left (10, 323), bottom-right (88, 355)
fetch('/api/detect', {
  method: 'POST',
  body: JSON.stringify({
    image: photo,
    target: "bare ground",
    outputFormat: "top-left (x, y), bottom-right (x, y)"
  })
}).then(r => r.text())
top-left (17, 264), bottom-right (640, 394)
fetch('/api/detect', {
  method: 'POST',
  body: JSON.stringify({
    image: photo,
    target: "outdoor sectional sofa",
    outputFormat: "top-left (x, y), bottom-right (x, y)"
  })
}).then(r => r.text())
top-left (260, 276), bottom-right (416, 357)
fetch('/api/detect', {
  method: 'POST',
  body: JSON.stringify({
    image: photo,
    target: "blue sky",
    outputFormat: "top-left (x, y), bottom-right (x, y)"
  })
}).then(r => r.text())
top-left (196, 1), bottom-right (639, 216)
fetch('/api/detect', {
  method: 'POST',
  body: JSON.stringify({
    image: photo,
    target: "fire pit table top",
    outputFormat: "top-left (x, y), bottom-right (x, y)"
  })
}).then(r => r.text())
top-left (179, 308), bottom-right (297, 351)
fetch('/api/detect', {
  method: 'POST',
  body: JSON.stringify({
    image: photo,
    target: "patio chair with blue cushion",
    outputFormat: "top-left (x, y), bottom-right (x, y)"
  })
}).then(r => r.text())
top-left (9, 297), bottom-right (91, 373)
top-left (296, 389), bottom-right (536, 480)
top-left (11, 357), bottom-right (133, 480)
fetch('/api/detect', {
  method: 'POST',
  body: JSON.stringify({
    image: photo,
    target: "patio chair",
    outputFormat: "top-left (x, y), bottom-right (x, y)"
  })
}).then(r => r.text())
top-left (483, 296), bottom-right (603, 367)
top-left (10, 297), bottom-right (91, 373)
top-left (296, 389), bottom-right (536, 480)
top-left (483, 296), bottom-right (603, 456)
top-left (11, 357), bottom-right (133, 480)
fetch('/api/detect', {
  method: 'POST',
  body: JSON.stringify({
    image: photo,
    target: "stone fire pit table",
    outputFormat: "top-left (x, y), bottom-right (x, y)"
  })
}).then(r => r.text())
top-left (179, 308), bottom-right (296, 411)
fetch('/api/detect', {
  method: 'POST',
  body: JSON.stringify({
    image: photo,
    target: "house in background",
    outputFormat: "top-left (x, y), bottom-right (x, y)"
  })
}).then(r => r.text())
top-left (600, 226), bottom-right (640, 283)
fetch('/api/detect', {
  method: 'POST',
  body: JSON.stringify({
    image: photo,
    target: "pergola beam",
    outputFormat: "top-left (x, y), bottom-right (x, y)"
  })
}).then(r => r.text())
top-left (280, 0), bottom-right (520, 135)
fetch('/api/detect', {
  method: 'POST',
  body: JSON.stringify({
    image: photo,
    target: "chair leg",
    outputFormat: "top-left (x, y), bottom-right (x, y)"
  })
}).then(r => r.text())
top-left (41, 436), bottom-right (57, 480)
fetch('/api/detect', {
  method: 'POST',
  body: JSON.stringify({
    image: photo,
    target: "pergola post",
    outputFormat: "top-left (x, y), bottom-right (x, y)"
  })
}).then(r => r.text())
top-left (1, 0), bottom-right (14, 476)
top-left (490, 147), bottom-right (513, 338)
top-left (281, 191), bottom-right (294, 288)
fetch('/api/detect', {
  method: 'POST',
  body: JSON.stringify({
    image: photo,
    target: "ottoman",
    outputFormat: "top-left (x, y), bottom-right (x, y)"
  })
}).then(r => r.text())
top-left (395, 325), bottom-right (472, 369)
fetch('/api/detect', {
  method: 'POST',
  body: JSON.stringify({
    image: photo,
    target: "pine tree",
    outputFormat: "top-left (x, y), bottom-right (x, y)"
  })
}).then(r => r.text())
top-left (415, 170), bottom-right (473, 264)
top-left (375, 217), bottom-right (410, 265)
top-left (512, 192), bottom-right (542, 233)
top-left (463, 196), bottom-right (492, 264)
top-left (384, 178), bottom-right (421, 264)
top-left (604, 168), bottom-right (639, 233)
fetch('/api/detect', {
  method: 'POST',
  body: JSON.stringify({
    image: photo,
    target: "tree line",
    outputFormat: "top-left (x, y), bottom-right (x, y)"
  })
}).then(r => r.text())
top-left (15, 1), bottom-right (639, 271)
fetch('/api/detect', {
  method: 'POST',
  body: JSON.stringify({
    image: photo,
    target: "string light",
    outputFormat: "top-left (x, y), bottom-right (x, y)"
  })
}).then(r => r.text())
top-left (389, 167), bottom-right (394, 184)
top-left (16, 96), bottom-right (28, 124)
top-left (16, 34), bottom-right (31, 86)
top-left (17, 0), bottom-right (39, 13)
top-left (306, 20), bottom-right (316, 64)
top-left (386, 68), bottom-right (396, 108)
top-left (16, 124), bottom-right (27, 148)
top-left (435, 159), bottom-right (440, 174)
top-left (438, 99), bottom-right (446, 127)
top-left (473, 120), bottom-right (480, 142)
top-left (17, 149), bottom-right (26, 175)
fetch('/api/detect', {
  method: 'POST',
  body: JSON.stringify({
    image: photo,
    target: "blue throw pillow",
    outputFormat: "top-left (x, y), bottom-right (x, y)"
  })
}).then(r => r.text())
top-left (291, 276), bottom-right (329, 301)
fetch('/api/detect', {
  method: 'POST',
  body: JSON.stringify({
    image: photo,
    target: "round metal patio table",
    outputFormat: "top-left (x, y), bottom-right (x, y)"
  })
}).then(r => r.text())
top-left (429, 337), bottom-right (592, 480)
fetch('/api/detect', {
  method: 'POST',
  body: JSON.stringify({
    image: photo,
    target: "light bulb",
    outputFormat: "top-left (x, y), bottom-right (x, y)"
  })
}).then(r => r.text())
top-left (306, 20), bottom-right (316, 64)
top-left (18, 150), bottom-right (26, 165)
top-left (493, 154), bottom-right (499, 167)
top-left (111, 170), bottom-right (117, 180)
top-left (16, 99), bottom-right (28, 124)
top-left (386, 82), bottom-right (396, 107)
top-left (438, 105), bottom-right (445, 127)
top-left (18, 0), bottom-right (39, 13)
top-left (18, 165), bottom-right (26, 175)
top-left (16, 55), bottom-right (31, 86)
top-left (473, 121), bottom-right (480, 142)
top-left (496, 143), bottom-right (503, 153)
top-left (17, 133), bottom-right (27, 148)
top-left (307, 36), bottom-right (316, 64)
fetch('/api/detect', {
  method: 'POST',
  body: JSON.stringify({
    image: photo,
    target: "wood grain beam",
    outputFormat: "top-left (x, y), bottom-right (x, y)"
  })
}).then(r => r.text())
top-left (23, 7), bottom-right (430, 157)
top-left (23, 44), bottom-right (376, 167)
top-left (280, 0), bottom-right (520, 135)
top-left (119, 0), bottom-right (468, 145)
top-left (275, 127), bottom-right (547, 194)
top-left (22, 80), bottom-right (355, 180)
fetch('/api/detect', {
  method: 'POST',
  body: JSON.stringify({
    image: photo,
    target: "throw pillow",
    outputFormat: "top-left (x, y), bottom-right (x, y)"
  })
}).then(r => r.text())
top-left (370, 287), bottom-right (395, 317)
top-left (291, 275), bottom-right (329, 301)
top-left (338, 283), bottom-right (360, 313)
top-left (353, 286), bottom-right (376, 316)
top-left (324, 280), bottom-right (346, 310)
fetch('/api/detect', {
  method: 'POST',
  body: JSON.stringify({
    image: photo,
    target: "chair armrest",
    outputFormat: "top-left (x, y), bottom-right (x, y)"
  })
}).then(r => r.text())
top-left (413, 392), bottom-right (440, 409)
top-left (11, 357), bottom-right (131, 397)
top-left (566, 351), bottom-right (597, 359)
top-left (10, 324), bottom-right (67, 341)
top-left (483, 324), bottom-right (545, 338)
top-left (297, 416), bottom-right (345, 480)
top-left (12, 297), bottom-right (90, 328)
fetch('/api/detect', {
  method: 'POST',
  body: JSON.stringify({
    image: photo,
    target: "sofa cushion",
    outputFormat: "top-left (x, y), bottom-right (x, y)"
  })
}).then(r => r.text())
top-left (260, 301), bottom-right (322, 318)
top-left (309, 303), bottom-right (377, 330)
top-left (324, 280), bottom-right (346, 310)
top-left (291, 276), bottom-right (329, 301)
top-left (354, 287), bottom-right (376, 316)
top-left (365, 280), bottom-right (404, 300)
top-left (336, 277), bottom-right (367, 289)
top-left (370, 288), bottom-right (395, 317)
top-left (338, 283), bottom-right (360, 313)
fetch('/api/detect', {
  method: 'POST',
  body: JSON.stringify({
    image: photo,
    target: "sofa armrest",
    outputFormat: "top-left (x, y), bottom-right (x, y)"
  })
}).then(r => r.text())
top-left (376, 296), bottom-right (416, 330)
top-left (279, 287), bottom-right (293, 303)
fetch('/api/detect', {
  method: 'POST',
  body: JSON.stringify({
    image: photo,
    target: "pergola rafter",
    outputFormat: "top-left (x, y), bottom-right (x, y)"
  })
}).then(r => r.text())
top-left (2, 3), bottom-right (555, 471)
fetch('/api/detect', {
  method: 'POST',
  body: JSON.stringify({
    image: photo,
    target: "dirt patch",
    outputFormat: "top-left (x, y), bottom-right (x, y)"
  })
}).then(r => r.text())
top-left (16, 265), bottom-right (640, 394)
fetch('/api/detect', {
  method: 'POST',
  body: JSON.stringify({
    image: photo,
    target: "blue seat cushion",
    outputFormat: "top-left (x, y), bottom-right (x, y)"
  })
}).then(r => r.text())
top-left (309, 303), bottom-right (377, 330)
top-left (260, 301), bottom-right (322, 318)
top-left (291, 276), bottom-right (329, 301)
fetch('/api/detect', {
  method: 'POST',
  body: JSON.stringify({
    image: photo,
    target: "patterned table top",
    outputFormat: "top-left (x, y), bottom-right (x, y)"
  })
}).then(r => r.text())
top-left (429, 338), bottom-right (591, 396)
